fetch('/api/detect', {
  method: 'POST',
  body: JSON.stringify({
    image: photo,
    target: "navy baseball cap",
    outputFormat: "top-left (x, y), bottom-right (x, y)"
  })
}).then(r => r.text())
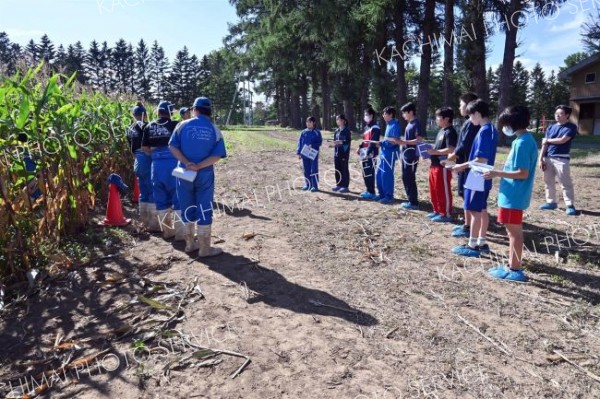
top-left (157, 100), bottom-right (171, 112)
top-left (132, 104), bottom-right (146, 115)
top-left (179, 107), bottom-right (189, 116)
top-left (192, 97), bottom-right (212, 110)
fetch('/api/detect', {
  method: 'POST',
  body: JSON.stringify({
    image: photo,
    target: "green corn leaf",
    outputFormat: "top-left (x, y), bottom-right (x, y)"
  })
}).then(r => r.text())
top-left (137, 295), bottom-right (174, 311)
top-left (16, 95), bottom-right (30, 130)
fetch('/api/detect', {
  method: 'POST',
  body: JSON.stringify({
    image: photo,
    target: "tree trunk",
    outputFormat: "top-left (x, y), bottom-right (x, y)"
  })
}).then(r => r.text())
top-left (300, 75), bottom-right (309, 125)
top-left (498, 0), bottom-right (521, 116)
top-left (360, 45), bottom-right (371, 116)
top-left (394, 1), bottom-right (408, 108)
top-left (310, 69), bottom-right (322, 129)
top-left (463, 0), bottom-right (488, 101)
top-left (343, 98), bottom-right (356, 132)
top-left (275, 81), bottom-right (284, 126)
top-left (497, 0), bottom-right (521, 145)
top-left (290, 86), bottom-right (301, 129)
top-left (443, 0), bottom-right (455, 107)
top-left (281, 85), bottom-right (290, 127)
top-left (321, 62), bottom-right (331, 130)
top-left (416, 0), bottom-right (436, 128)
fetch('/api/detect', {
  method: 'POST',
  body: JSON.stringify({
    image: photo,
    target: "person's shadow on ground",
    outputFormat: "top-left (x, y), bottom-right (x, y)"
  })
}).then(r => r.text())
top-left (195, 253), bottom-right (378, 327)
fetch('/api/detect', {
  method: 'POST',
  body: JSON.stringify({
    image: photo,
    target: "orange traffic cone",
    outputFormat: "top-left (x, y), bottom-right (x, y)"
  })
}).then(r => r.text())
top-left (132, 176), bottom-right (140, 204)
top-left (98, 183), bottom-right (131, 227)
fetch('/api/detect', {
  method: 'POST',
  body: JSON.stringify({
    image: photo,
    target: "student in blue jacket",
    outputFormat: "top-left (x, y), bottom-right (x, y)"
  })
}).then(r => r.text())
top-left (297, 116), bottom-right (323, 192)
top-left (374, 106), bottom-right (401, 204)
top-left (331, 114), bottom-right (352, 193)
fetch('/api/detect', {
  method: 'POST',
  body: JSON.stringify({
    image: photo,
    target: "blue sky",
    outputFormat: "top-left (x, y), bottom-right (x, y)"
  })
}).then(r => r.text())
top-left (0, 0), bottom-right (594, 77)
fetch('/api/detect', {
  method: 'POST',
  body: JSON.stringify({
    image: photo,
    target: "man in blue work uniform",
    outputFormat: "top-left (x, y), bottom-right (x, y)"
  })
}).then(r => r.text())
top-left (169, 97), bottom-right (227, 256)
top-left (126, 102), bottom-right (152, 228)
top-left (374, 106), bottom-right (401, 204)
top-left (142, 100), bottom-right (179, 238)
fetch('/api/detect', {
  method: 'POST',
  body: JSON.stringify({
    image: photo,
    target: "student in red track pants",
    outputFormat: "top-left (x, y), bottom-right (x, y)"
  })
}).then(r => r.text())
top-left (426, 107), bottom-right (458, 223)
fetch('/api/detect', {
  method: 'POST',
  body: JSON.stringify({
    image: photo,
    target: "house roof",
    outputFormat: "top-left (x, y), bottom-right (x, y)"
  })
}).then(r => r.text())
top-left (558, 54), bottom-right (600, 80)
top-left (571, 95), bottom-right (600, 102)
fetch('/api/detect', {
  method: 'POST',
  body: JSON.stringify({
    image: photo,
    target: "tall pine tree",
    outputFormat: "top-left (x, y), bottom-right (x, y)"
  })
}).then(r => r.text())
top-left (148, 41), bottom-right (169, 101)
top-left (134, 39), bottom-right (152, 100)
top-left (528, 63), bottom-right (548, 130)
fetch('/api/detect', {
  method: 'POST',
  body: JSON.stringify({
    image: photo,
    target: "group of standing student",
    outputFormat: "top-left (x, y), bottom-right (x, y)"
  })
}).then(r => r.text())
top-left (296, 94), bottom-right (579, 283)
top-left (126, 97), bottom-right (226, 257)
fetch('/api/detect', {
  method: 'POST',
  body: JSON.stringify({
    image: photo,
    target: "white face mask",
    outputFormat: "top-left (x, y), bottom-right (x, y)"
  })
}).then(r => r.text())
top-left (502, 126), bottom-right (516, 137)
top-left (364, 115), bottom-right (372, 124)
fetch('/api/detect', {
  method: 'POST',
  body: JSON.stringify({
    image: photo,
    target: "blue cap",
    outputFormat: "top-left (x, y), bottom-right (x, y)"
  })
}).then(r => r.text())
top-left (192, 97), bottom-right (211, 110)
top-left (179, 107), bottom-right (189, 116)
top-left (132, 104), bottom-right (146, 115)
top-left (157, 100), bottom-right (171, 113)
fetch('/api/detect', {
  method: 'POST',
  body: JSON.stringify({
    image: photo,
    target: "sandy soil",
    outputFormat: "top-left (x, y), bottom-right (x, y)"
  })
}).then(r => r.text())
top-left (1, 134), bottom-right (599, 399)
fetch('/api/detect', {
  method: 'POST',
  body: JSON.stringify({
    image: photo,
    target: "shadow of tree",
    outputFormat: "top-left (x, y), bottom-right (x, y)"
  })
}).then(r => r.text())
top-left (194, 253), bottom-right (378, 327)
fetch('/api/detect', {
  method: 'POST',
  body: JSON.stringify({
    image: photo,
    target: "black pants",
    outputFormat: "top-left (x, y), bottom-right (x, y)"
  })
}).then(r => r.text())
top-left (362, 158), bottom-right (375, 194)
top-left (402, 159), bottom-right (419, 205)
top-left (335, 157), bottom-right (350, 188)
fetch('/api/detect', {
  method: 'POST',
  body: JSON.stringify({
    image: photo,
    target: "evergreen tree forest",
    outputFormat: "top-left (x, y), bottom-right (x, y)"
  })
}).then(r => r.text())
top-left (2, 0), bottom-right (597, 130)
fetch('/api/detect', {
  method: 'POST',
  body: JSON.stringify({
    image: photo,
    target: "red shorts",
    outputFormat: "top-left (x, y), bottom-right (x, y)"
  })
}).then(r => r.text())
top-left (498, 207), bottom-right (523, 225)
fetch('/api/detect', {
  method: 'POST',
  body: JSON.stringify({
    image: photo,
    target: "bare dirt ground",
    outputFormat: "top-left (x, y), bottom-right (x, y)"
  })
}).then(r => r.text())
top-left (1, 131), bottom-right (600, 399)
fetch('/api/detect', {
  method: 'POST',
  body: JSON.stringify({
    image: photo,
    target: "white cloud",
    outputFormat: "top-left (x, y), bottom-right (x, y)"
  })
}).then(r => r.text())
top-left (549, 12), bottom-right (587, 33)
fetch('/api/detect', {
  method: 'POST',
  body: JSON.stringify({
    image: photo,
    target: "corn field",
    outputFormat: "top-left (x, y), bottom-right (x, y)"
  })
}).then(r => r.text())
top-left (0, 65), bottom-right (134, 282)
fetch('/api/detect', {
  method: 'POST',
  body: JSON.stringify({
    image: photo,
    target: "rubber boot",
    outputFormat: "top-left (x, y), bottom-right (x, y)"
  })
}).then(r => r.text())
top-left (196, 224), bottom-right (222, 258)
top-left (184, 223), bottom-right (199, 253)
top-left (147, 203), bottom-right (162, 232)
top-left (173, 210), bottom-right (186, 242)
top-left (157, 209), bottom-right (176, 239)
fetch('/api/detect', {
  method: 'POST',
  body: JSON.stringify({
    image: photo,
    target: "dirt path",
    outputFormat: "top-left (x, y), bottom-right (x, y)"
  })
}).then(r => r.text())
top-left (1, 145), bottom-right (600, 399)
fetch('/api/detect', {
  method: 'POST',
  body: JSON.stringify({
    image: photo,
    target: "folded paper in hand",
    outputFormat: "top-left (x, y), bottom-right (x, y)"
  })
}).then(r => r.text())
top-left (464, 170), bottom-right (485, 192)
top-left (417, 142), bottom-right (433, 159)
top-left (468, 161), bottom-right (494, 173)
top-left (172, 166), bottom-right (198, 182)
top-left (301, 144), bottom-right (319, 160)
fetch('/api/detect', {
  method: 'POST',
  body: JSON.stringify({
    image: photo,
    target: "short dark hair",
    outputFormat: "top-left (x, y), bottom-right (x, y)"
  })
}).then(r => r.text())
top-left (555, 104), bottom-right (572, 116)
top-left (158, 110), bottom-right (170, 118)
top-left (498, 106), bottom-right (530, 131)
top-left (336, 114), bottom-right (348, 124)
top-left (400, 102), bottom-right (416, 114)
top-left (459, 92), bottom-right (479, 104)
top-left (306, 116), bottom-right (316, 123)
top-left (383, 106), bottom-right (396, 118)
top-left (466, 99), bottom-right (490, 118)
top-left (196, 106), bottom-right (212, 117)
top-left (364, 107), bottom-right (377, 118)
top-left (435, 107), bottom-right (454, 122)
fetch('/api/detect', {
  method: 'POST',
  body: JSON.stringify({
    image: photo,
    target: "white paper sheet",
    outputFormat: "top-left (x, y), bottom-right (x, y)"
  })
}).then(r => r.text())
top-left (301, 144), bottom-right (319, 160)
top-left (172, 166), bottom-right (198, 182)
top-left (468, 161), bottom-right (494, 173)
top-left (417, 142), bottom-right (433, 159)
top-left (464, 170), bottom-right (485, 192)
